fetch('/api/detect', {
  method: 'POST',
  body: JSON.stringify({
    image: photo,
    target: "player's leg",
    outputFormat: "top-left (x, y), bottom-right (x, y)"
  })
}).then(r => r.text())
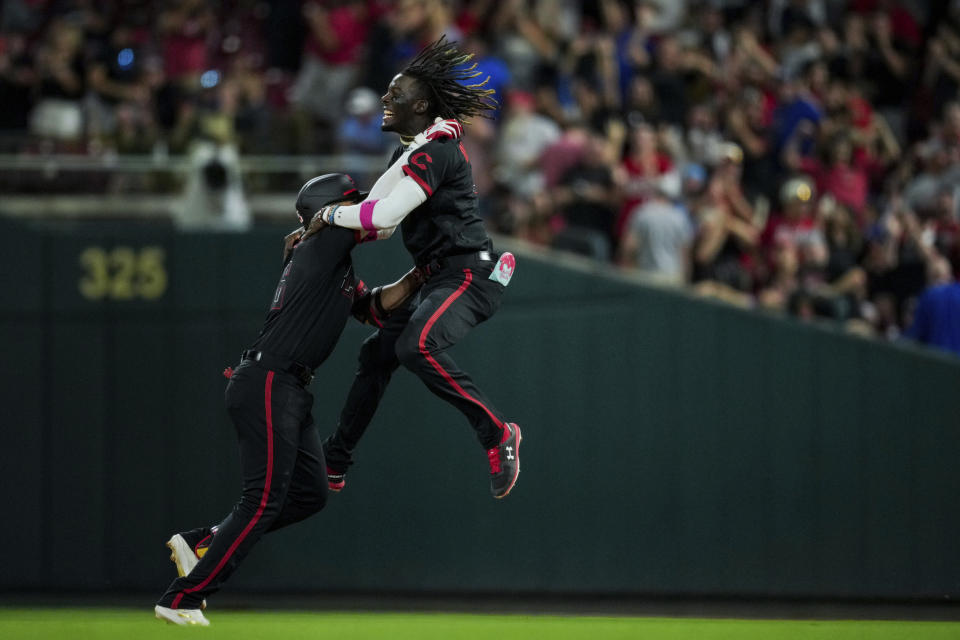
top-left (323, 303), bottom-right (414, 485)
top-left (155, 365), bottom-right (308, 616)
top-left (269, 414), bottom-right (328, 532)
top-left (395, 268), bottom-right (507, 447)
top-left (393, 267), bottom-right (521, 498)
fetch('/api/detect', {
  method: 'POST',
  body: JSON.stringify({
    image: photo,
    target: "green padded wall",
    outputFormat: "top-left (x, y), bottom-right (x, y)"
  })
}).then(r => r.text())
top-left (1, 217), bottom-right (958, 599)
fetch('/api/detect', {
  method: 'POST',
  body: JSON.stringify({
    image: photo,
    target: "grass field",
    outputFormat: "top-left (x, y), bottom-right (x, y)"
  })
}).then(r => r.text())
top-left (2, 608), bottom-right (960, 640)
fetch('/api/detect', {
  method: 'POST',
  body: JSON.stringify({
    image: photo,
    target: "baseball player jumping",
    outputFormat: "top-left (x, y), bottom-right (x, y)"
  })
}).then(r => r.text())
top-left (154, 174), bottom-right (421, 626)
top-left (303, 36), bottom-right (522, 499)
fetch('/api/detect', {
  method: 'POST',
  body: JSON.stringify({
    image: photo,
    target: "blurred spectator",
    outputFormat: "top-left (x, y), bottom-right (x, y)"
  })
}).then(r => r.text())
top-left (290, 0), bottom-right (371, 135)
top-left (923, 10), bottom-right (960, 118)
top-left (777, 193), bottom-right (867, 322)
top-left (835, 10), bottom-right (915, 138)
top-left (622, 75), bottom-right (661, 126)
top-left (361, 0), bottom-right (433, 94)
top-left (336, 86), bottom-right (390, 154)
top-left (772, 69), bottom-right (822, 154)
top-left (903, 255), bottom-right (960, 357)
top-left (0, 30), bottom-right (35, 137)
top-left (649, 35), bottom-right (689, 128)
top-left (685, 102), bottom-right (727, 168)
top-left (112, 102), bottom-right (158, 155)
top-left (820, 197), bottom-right (868, 311)
top-left (775, 4), bottom-right (822, 80)
top-left (551, 131), bottom-right (621, 260)
top-left (159, 0), bottom-right (215, 84)
top-left (228, 52), bottom-right (273, 154)
top-left (86, 24), bottom-right (150, 138)
top-left (489, 0), bottom-right (571, 92)
top-left (494, 90), bottom-right (560, 199)
top-left (762, 176), bottom-right (821, 266)
top-left (462, 116), bottom-right (498, 203)
top-left (31, 19), bottom-right (86, 142)
top-left (863, 203), bottom-right (930, 337)
top-left (725, 85), bottom-right (777, 202)
top-left (617, 122), bottom-right (673, 239)
top-left (904, 107), bottom-right (960, 215)
top-left (540, 121), bottom-right (589, 189)
top-left (639, 0), bottom-right (687, 35)
top-left (786, 132), bottom-right (869, 219)
top-left (929, 185), bottom-right (960, 275)
top-left (618, 174), bottom-right (692, 284)
top-left (692, 151), bottom-right (761, 295)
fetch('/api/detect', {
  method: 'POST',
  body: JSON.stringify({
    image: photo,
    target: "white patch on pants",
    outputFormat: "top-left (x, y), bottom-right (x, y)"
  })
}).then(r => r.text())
top-left (489, 252), bottom-right (516, 286)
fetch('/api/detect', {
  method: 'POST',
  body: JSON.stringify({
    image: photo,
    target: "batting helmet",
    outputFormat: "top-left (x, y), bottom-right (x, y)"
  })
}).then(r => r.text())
top-left (295, 173), bottom-right (366, 227)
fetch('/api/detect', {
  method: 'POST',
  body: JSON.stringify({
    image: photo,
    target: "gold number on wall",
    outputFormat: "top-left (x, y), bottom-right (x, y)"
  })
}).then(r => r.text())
top-left (78, 246), bottom-right (168, 301)
top-left (108, 246), bottom-right (136, 300)
top-left (79, 247), bottom-right (110, 300)
top-left (137, 247), bottom-right (168, 300)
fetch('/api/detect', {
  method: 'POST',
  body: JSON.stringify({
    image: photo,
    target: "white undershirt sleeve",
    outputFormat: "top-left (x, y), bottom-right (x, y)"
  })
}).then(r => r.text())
top-left (331, 176), bottom-right (427, 231)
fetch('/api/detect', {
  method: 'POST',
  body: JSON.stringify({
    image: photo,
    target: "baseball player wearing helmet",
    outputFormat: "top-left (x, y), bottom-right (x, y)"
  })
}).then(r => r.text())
top-left (302, 37), bottom-right (522, 499)
top-left (154, 173), bottom-right (422, 626)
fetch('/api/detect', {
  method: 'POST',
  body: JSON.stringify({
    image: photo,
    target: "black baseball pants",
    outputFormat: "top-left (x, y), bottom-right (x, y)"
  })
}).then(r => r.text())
top-left (157, 361), bottom-right (328, 610)
top-left (326, 261), bottom-right (508, 469)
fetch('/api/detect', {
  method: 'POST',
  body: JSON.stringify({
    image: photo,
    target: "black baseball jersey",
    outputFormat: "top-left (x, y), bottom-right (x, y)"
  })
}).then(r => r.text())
top-left (393, 137), bottom-right (492, 266)
top-left (251, 227), bottom-right (360, 369)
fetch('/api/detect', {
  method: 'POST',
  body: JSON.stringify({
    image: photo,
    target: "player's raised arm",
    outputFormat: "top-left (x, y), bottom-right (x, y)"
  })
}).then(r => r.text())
top-left (303, 117), bottom-right (463, 238)
top-left (316, 175), bottom-right (428, 233)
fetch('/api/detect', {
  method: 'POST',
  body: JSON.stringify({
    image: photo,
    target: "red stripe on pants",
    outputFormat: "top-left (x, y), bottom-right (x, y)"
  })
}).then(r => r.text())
top-left (417, 269), bottom-right (504, 431)
top-left (171, 370), bottom-right (276, 608)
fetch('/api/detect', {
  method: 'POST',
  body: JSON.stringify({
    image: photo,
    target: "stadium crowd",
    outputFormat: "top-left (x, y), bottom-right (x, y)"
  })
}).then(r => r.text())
top-left (1, 0), bottom-right (960, 350)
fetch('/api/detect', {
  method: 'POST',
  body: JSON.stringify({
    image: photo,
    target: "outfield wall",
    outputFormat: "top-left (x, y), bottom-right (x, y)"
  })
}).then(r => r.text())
top-left (2, 217), bottom-right (959, 599)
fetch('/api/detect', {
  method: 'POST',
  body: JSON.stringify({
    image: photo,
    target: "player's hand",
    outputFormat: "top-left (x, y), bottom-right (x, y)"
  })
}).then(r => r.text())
top-left (424, 118), bottom-right (463, 141)
top-left (282, 226), bottom-right (304, 263)
top-left (301, 208), bottom-right (331, 242)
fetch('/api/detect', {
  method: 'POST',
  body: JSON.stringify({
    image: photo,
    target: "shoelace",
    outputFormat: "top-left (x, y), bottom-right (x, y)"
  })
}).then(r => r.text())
top-left (487, 447), bottom-right (501, 474)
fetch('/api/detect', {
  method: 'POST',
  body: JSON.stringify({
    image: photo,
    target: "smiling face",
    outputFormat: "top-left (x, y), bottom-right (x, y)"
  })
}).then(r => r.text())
top-left (380, 73), bottom-right (430, 136)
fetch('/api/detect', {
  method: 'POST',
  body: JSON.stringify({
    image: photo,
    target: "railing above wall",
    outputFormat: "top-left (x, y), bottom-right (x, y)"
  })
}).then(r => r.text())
top-left (0, 193), bottom-right (294, 219)
top-left (0, 153), bottom-right (388, 219)
top-left (0, 153), bottom-right (385, 175)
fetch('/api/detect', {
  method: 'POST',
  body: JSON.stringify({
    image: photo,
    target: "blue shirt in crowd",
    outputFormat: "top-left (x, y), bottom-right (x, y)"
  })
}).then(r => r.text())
top-left (904, 282), bottom-right (960, 357)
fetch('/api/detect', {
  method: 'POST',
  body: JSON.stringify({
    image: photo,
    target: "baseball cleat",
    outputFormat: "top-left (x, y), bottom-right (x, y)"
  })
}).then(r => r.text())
top-left (327, 466), bottom-right (346, 492)
top-left (155, 605), bottom-right (210, 626)
top-left (166, 534), bottom-right (199, 578)
top-left (487, 423), bottom-right (521, 499)
top-left (167, 527), bottom-right (214, 573)
top-left (167, 529), bottom-right (214, 610)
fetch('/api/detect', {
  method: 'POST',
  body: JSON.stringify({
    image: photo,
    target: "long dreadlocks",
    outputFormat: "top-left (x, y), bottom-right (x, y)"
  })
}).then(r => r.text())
top-left (401, 35), bottom-right (499, 123)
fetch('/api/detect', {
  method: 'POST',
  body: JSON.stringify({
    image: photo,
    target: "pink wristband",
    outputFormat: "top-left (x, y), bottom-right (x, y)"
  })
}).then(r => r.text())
top-left (359, 199), bottom-right (379, 231)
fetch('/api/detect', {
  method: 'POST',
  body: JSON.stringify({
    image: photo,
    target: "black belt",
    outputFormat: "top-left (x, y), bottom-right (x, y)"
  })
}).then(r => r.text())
top-left (420, 250), bottom-right (494, 278)
top-left (240, 350), bottom-right (314, 386)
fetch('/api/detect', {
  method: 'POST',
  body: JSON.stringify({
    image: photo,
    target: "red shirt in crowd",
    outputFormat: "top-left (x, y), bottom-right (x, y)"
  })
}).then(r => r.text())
top-left (163, 19), bottom-right (208, 78)
top-left (617, 152), bottom-right (673, 238)
top-left (799, 156), bottom-right (869, 219)
top-left (305, 4), bottom-right (371, 65)
top-left (761, 212), bottom-right (819, 262)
